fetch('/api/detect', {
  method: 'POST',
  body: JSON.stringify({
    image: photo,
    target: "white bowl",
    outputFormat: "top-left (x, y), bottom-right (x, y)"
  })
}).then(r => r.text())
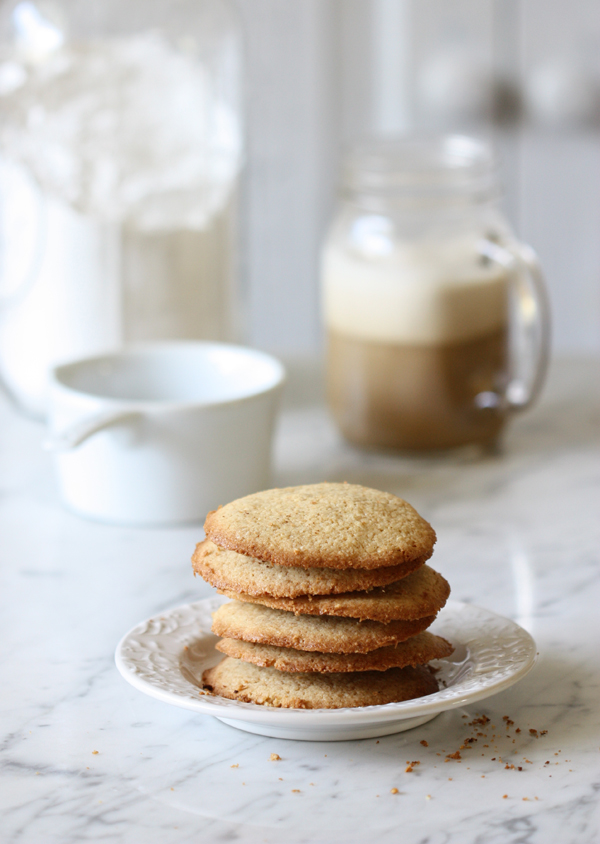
top-left (46, 341), bottom-right (285, 525)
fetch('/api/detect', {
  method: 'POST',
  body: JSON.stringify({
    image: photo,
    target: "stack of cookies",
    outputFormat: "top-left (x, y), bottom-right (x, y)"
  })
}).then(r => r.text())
top-left (193, 482), bottom-right (453, 709)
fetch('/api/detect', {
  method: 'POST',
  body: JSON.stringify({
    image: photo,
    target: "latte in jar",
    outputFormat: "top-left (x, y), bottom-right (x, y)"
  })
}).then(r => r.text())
top-left (321, 135), bottom-right (549, 453)
top-left (323, 234), bottom-right (510, 451)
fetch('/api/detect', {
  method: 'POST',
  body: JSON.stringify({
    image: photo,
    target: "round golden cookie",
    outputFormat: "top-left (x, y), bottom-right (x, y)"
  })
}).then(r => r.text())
top-left (192, 539), bottom-right (426, 598)
top-left (204, 482), bottom-right (436, 570)
top-left (220, 564), bottom-right (449, 623)
top-left (202, 657), bottom-right (439, 709)
top-left (211, 600), bottom-right (436, 654)
top-left (216, 631), bottom-right (454, 673)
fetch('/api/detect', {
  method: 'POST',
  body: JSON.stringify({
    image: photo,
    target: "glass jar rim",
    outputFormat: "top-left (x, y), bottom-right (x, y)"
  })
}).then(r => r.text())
top-left (341, 134), bottom-right (501, 206)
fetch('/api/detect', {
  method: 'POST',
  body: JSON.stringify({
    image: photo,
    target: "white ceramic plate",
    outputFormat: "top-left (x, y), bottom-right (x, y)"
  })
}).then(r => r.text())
top-left (115, 597), bottom-right (537, 742)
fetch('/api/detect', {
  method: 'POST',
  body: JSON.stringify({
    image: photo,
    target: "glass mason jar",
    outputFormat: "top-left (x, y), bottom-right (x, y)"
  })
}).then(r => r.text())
top-left (321, 136), bottom-right (550, 452)
top-left (0, 0), bottom-right (243, 416)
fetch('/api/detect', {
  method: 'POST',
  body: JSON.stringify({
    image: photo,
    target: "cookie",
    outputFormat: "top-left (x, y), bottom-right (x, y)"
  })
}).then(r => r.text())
top-left (211, 600), bottom-right (436, 654)
top-left (204, 483), bottom-right (436, 569)
top-left (216, 631), bottom-right (454, 673)
top-left (219, 564), bottom-right (450, 623)
top-left (192, 539), bottom-right (426, 598)
top-left (202, 657), bottom-right (439, 708)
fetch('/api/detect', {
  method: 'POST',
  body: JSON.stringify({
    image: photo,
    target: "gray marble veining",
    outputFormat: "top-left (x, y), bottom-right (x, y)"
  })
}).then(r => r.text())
top-left (1, 358), bottom-right (599, 843)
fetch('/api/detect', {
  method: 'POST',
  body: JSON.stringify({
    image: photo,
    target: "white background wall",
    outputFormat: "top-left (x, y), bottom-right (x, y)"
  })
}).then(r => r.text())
top-left (237, 0), bottom-right (600, 358)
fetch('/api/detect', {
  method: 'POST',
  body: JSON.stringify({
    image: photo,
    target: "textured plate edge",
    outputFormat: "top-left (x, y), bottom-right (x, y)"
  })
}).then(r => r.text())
top-left (114, 599), bottom-right (538, 726)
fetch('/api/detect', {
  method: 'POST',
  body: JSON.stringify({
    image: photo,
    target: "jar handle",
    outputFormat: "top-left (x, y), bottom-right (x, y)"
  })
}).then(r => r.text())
top-left (475, 239), bottom-right (551, 415)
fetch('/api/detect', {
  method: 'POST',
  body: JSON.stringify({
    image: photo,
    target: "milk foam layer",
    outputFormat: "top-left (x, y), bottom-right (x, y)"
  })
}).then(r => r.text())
top-left (323, 235), bottom-right (509, 346)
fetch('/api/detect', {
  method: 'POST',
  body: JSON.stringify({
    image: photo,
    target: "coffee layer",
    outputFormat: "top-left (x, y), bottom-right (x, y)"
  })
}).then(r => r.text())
top-left (327, 327), bottom-right (508, 450)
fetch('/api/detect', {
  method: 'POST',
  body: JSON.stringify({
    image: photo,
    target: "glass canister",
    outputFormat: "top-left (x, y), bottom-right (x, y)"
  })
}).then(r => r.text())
top-left (321, 135), bottom-right (550, 452)
top-left (0, 0), bottom-right (243, 416)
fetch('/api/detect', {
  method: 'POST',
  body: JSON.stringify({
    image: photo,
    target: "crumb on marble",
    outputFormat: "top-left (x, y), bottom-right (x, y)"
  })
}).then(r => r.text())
top-left (420, 740), bottom-right (428, 747)
top-left (292, 789), bottom-right (300, 793)
top-left (231, 764), bottom-right (239, 768)
top-left (426, 794), bottom-right (431, 800)
top-left (503, 794), bottom-right (508, 799)
top-left (92, 751), bottom-right (99, 755)
top-left (390, 788), bottom-right (399, 794)
top-left (270, 753), bottom-right (281, 761)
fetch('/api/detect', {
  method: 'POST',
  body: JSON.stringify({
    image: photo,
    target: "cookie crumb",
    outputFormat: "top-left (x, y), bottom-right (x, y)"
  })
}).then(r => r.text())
top-left (426, 794), bottom-right (432, 800)
top-left (292, 789), bottom-right (300, 793)
top-left (270, 753), bottom-right (281, 761)
top-left (390, 788), bottom-right (399, 794)
top-left (420, 740), bottom-right (428, 747)
top-left (503, 794), bottom-right (508, 799)
top-left (92, 751), bottom-right (99, 755)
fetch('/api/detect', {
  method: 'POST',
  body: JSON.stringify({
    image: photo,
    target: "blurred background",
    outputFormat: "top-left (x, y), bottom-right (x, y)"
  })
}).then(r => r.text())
top-left (239, 0), bottom-right (600, 359)
top-left (0, 0), bottom-right (598, 417)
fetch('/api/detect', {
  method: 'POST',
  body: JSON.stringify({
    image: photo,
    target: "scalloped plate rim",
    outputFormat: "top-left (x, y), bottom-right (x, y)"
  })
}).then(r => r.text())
top-left (115, 598), bottom-right (537, 727)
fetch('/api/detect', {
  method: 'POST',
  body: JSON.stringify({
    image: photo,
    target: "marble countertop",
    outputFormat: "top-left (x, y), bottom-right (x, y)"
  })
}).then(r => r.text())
top-left (1, 358), bottom-right (599, 844)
